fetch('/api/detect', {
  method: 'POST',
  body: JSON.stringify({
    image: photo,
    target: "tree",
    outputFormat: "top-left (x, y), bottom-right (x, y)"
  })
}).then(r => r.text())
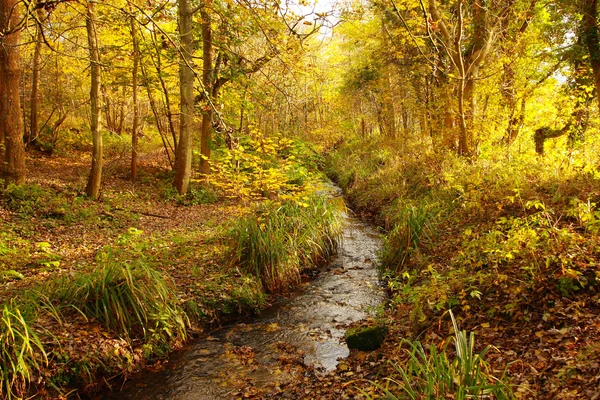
top-left (199, 0), bottom-right (213, 178)
top-left (130, 7), bottom-right (140, 181)
top-left (425, 0), bottom-right (511, 155)
top-left (173, 0), bottom-right (195, 194)
top-left (0, 0), bottom-right (26, 184)
top-left (84, 0), bottom-right (102, 199)
top-left (28, 8), bottom-right (45, 148)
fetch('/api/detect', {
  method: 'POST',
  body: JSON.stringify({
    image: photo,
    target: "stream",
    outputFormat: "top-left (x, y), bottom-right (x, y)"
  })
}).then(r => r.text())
top-left (107, 196), bottom-right (385, 399)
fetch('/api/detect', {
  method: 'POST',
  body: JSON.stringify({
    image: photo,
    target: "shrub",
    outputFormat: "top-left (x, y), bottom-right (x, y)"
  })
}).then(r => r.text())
top-left (1, 184), bottom-right (50, 215)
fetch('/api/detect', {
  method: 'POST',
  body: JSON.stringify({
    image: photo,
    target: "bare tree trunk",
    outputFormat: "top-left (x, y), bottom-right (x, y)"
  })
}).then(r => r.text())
top-left (140, 54), bottom-right (175, 168)
top-left (457, 79), bottom-right (469, 155)
top-left (130, 11), bottom-right (140, 181)
top-left (174, 0), bottom-right (195, 194)
top-left (199, 0), bottom-right (213, 178)
top-left (455, 0), bottom-right (470, 155)
top-left (428, 0), bottom-right (498, 156)
top-left (0, 0), bottom-right (26, 184)
top-left (150, 30), bottom-right (178, 151)
top-left (85, 0), bottom-right (103, 199)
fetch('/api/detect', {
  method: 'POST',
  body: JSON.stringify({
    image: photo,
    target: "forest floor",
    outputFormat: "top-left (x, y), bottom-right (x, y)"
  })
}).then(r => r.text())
top-left (291, 139), bottom-right (600, 400)
top-left (0, 150), bottom-right (270, 398)
top-left (3, 146), bottom-right (600, 399)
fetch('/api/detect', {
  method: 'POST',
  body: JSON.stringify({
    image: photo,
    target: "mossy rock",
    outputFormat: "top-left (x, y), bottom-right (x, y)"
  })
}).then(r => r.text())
top-left (345, 324), bottom-right (387, 351)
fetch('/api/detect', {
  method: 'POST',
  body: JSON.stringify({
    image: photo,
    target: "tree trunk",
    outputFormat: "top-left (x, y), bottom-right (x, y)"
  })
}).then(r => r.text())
top-left (457, 79), bottom-right (470, 155)
top-left (0, 0), bottom-right (26, 184)
top-left (174, 0), bottom-right (195, 194)
top-left (150, 29), bottom-right (178, 152)
top-left (140, 51), bottom-right (175, 168)
top-left (29, 9), bottom-right (44, 148)
top-left (85, 0), bottom-right (103, 199)
top-left (382, 69), bottom-right (396, 138)
top-left (130, 12), bottom-right (140, 181)
top-left (199, 0), bottom-right (213, 178)
top-left (583, 0), bottom-right (600, 114)
top-left (428, 0), bottom-right (497, 156)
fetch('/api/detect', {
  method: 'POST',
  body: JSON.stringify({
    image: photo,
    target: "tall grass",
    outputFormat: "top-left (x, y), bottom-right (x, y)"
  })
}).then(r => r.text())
top-left (379, 203), bottom-right (435, 273)
top-left (0, 302), bottom-right (47, 399)
top-left (229, 195), bottom-right (343, 292)
top-left (54, 261), bottom-right (188, 340)
top-left (364, 312), bottom-right (512, 399)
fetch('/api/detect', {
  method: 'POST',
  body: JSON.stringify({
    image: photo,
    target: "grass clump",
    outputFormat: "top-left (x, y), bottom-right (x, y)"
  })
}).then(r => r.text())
top-left (229, 195), bottom-right (343, 292)
top-left (0, 302), bottom-right (47, 399)
top-left (366, 312), bottom-right (512, 400)
top-left (54, 261), bottom-right (188, 341)
top-left (379, 203), bottom-right (435, 273)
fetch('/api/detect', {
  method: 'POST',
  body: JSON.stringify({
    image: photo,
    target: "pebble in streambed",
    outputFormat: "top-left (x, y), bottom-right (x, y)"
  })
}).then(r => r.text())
top-left (105, 208), bottom-right (385, 399)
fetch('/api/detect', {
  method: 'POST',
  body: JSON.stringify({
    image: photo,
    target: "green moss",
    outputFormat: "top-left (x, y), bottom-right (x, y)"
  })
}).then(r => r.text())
top-left (345, 324), bottom-right (387, 351)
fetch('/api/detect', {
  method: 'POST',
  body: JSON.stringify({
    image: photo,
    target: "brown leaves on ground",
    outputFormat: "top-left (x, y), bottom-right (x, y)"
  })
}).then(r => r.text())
top-left (0, 151), bottom-right (254, 396)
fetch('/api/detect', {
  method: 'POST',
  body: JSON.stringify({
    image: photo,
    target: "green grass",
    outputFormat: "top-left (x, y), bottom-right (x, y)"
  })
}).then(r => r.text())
top-left (229, 195), bottom-right (343, 292)
top-left (53, 261), bottom-right (188, 341)
top-left (0, 302), bottom-right (47, 399)
top-left (379, 203), bottom-right (435, 273)
top-left (364, 312), bottom-right (512, 399)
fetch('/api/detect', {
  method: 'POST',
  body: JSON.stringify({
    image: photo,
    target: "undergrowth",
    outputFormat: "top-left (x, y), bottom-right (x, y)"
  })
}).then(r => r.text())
top-left (229, 195), bottom-right (344, 292)
top-left (327, 136), bottom-right (600, 323)
top-left (364, 312), bottom-right (512, 399)
top-left (0, 302), bottom-right (47, 399)
top-left (327, 134), bottom-right (600, 397)
top-left (53, 260), bottom-right (188, 341)
top-left (0, 134), bottom-right (346, 397)
top-left (379, 202), bottom-right (436, 273)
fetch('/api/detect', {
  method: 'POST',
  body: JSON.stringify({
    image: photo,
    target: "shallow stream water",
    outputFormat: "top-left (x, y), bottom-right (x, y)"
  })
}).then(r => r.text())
top-left (107, 196), bottom-right (385, 399)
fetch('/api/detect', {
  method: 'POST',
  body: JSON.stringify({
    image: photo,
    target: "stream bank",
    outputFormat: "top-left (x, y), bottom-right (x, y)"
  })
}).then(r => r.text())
top-left (105, 197), bottom-right (385, 399)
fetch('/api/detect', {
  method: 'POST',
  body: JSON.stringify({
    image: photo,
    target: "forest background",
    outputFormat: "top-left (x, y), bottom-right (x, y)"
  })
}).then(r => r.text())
top-left (2, 0), bottom-right (600, 398)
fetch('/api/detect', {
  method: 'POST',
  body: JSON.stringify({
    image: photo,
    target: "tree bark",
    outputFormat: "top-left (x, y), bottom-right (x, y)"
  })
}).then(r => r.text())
top-left (174, 0), bottom-right (195, 194)
top-left (150, 30), bottom-right (178, 152)
top-left (85, 0), bottom-right (103, 199)
top-left (29, 9), bottom-right (44, 148)
top-left (199, 0), bottom-right (213, 177)
top-left (130, 11), bottom-right (140, 181)
top-left (0, 0), bottom-right (26, 184)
